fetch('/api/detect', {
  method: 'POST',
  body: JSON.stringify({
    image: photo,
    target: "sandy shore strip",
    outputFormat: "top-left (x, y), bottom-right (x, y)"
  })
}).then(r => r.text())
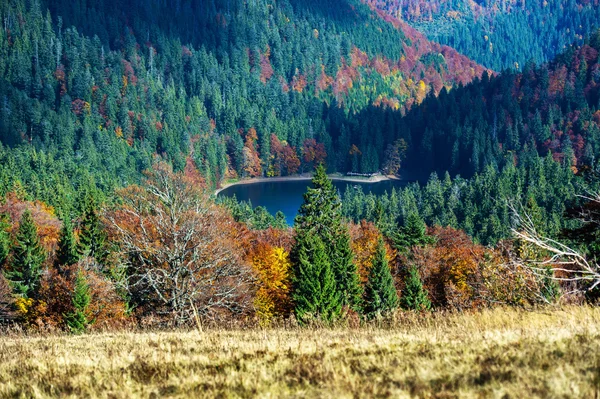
top-left (215, 173), bottom-right (399, 195)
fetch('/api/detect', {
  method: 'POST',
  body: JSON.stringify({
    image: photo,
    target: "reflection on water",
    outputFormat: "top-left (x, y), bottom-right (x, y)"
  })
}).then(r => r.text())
top-left (218, 179), bottom-right (410, 226)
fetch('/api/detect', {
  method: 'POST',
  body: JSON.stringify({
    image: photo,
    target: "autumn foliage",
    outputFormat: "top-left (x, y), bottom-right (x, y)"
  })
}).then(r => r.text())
top-left (243, 128), bottom-right (263, 178)
top-left (250, 243), bottom-right (292, 324)
top-left (106, 163), bottom-right (254, 325)
top-left (269, 134), bottom-right (301, 177)
top-left (0, 192), bottom-right (61, 254)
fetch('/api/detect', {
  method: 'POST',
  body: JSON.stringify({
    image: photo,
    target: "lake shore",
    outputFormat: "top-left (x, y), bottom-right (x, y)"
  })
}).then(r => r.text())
top-left (215, 173), bottom-right (400, 195)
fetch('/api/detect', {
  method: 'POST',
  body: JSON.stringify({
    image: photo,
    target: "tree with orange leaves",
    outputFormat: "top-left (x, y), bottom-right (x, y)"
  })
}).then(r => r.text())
top-left (349, 220), bottom-right (384, 283)
top-left (270, 134), bottom-right (301, 176)
top-left (411, 226), bottom-right (485, 310)
top-left (106, 163), bottom-right (253, 325)
top-left (302, 138), bottom-right (327, 170)
top-left (243, 128), bottom-right (262, 177)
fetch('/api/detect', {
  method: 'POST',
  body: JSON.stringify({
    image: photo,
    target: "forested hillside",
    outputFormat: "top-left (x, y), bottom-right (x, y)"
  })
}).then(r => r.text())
top-left (1, 0), bottom-right (600, 334)
top-left (0, 0), bottom-right (486, 216)
top-left (366, 0), bottom-right (600, 71)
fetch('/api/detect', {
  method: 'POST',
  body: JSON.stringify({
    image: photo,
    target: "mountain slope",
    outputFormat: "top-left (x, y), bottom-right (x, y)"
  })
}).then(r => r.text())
top-left (366, 0), bottom-right (600, 71)
top-left (0, 0), bottom-right (488, 211)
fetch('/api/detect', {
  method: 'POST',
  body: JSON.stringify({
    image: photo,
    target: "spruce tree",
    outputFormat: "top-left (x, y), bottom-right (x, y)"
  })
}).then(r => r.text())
top-left (0, 229), bottom-right (9, 267)
top-left (55, 218), bottom-right (80, 271)
top-left (333, 229), bottom-right (362, 309)
top-left (291, 164), bottom-right (362, 311)
top-left (5, 211), bottom-right (46, 298)
top-left (363, 238), bottom-right (399, 318)
top-left (400, 266), bottom-right (431, 311)
top-left (78, 195), bottom-right (106, 262)
top-left (64, 270), bottom-right (92, 334)
top-left (392, 212), bottom-right (432, 253)
top-left (292, 234), bottom-right (341, 322)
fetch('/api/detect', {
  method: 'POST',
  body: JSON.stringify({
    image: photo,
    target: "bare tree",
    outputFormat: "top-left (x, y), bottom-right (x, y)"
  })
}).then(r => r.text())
top-left (106, 163), bottom-right (254, 325)
top-left (509, 193), bottom-right (600, 294)
top-left (0, 274), bottom-right (15, 324)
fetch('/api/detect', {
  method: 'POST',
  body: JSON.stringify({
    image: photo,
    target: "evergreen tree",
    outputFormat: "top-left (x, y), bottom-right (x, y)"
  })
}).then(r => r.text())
top-left (333, 229), bottom-right (363, 309)
top-left (4, 211), bottom-right (46, 298)
top-left (363, 238), bottom-right (399, 318)
top-left (392, 212), bottom-right (433, 253)
top-left (291, 234), bottom-right (341, 322)
top-left (274, 211), bottom-right (287, 229)
top-left (55, 218), bottom-right (79, 271)
top-left (292, 164), bottom-right (362, 309)
top-left (78, 195), bottom-right (106, 262)
top-left (0, 229), bottom-right (9, 267)
top-left (64, 270), bottom-right (92, 334)
top-left (400, 266), bottom-right (431, 311)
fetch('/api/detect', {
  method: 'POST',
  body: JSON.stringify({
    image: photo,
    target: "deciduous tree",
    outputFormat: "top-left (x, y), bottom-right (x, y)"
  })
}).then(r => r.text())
top-left (107, 163), bottom-right (253, 325)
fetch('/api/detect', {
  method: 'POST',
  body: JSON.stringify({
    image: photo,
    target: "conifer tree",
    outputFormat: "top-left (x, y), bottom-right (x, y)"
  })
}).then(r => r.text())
top-left (274, 211), bottom-right (287, 229)
top-left (292, 164), bottom-right (361, 312)
top-left (64, 270), bottom-right (92, 334)
top-left (55, 218), bottom-right (79, 271)
top-left (78, 195), bottom-right (106, 262)
top-left (5, 211), bottom-right (46, 298)
top-left (292, 234), bottom-right (341, 322)
top-left (333, 229), bottom-right (362, 309)
top-left (363, 237), bottom-right (399, 318)
top-left (392, 212), bottom-right (432, 253)
top-left (400, 266), bottom-right (431, 311)
top-left (0, 229), bottom-right (9, 267)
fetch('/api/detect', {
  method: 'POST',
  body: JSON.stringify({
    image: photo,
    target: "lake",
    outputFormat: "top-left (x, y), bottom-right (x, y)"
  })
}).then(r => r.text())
top-left (218, 179), bottom-right (411, 225)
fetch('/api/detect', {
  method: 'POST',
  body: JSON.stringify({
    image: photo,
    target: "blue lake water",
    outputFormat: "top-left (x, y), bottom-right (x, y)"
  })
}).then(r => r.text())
top-left (218, 179), bottom-right (411, 225)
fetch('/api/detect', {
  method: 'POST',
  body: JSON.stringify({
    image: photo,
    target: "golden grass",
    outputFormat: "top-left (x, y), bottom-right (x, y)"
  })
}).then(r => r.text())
top-left (1, 307), bottom-right (600, 398)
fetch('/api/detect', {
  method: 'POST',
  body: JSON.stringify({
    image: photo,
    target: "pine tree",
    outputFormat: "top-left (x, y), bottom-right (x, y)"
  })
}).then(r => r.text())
top-left (64, 270), bottom-right (92, 334)
top-left (55, 218), bottom-right (79, 271)
top-left (363, 238), bottom-right (399, 318)
top-left (292, 234), bottom-right (341, 322)
top-left (292, 164), bottom-right (362, 311)
top-left (4, 211), bottom-right (46, 298)
top-left (78, 195), bottom-right (106, 262)
top-left (400, 266), bottom-right (431, 311)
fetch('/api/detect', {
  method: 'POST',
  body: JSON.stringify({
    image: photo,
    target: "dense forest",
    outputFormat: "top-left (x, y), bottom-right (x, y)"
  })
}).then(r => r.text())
top-left (0, 0), bottom-right (600, 330)
top-left (0, 0), bottom-right (486, 217)
top-left (366, 0), bottom-right (600, 71)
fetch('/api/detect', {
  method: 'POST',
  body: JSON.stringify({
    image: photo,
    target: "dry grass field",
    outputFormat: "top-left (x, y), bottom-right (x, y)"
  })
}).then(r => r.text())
top-left (1, 307), bottom-right (600, 398)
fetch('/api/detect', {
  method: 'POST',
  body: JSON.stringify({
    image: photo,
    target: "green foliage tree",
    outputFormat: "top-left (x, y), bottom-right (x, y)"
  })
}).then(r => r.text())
top-left (291, 234), bottom-right (341, 322)
top-left (392, 212), bottom-right (433, 253)
top-left (78, 195), bottom-right (106, 262)
top-left (363, 238), bottom-right (399, 318)
top-left (64, 270), bottom-right (92, 334)
top-left (4, 211), bottom-right (46, 298)
top-left (400, 266), bottom-right (431, 311)
top-left (334, 230), bottom-right (363, 309)
top-left (292, 164), bottom-right (362, 312)
top-left (0, 228), bottom-right (9, 267)
top-left (55, 218), bottom-right (79, 270)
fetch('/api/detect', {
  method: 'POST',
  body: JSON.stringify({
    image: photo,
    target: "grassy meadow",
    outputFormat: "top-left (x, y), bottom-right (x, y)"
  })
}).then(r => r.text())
top-left (1, 307), bottom-right (600, 398)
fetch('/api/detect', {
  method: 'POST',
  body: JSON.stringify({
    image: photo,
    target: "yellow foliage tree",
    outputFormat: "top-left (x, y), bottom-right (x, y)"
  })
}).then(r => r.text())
top-left (251, 244), bottom-right (292, 324)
